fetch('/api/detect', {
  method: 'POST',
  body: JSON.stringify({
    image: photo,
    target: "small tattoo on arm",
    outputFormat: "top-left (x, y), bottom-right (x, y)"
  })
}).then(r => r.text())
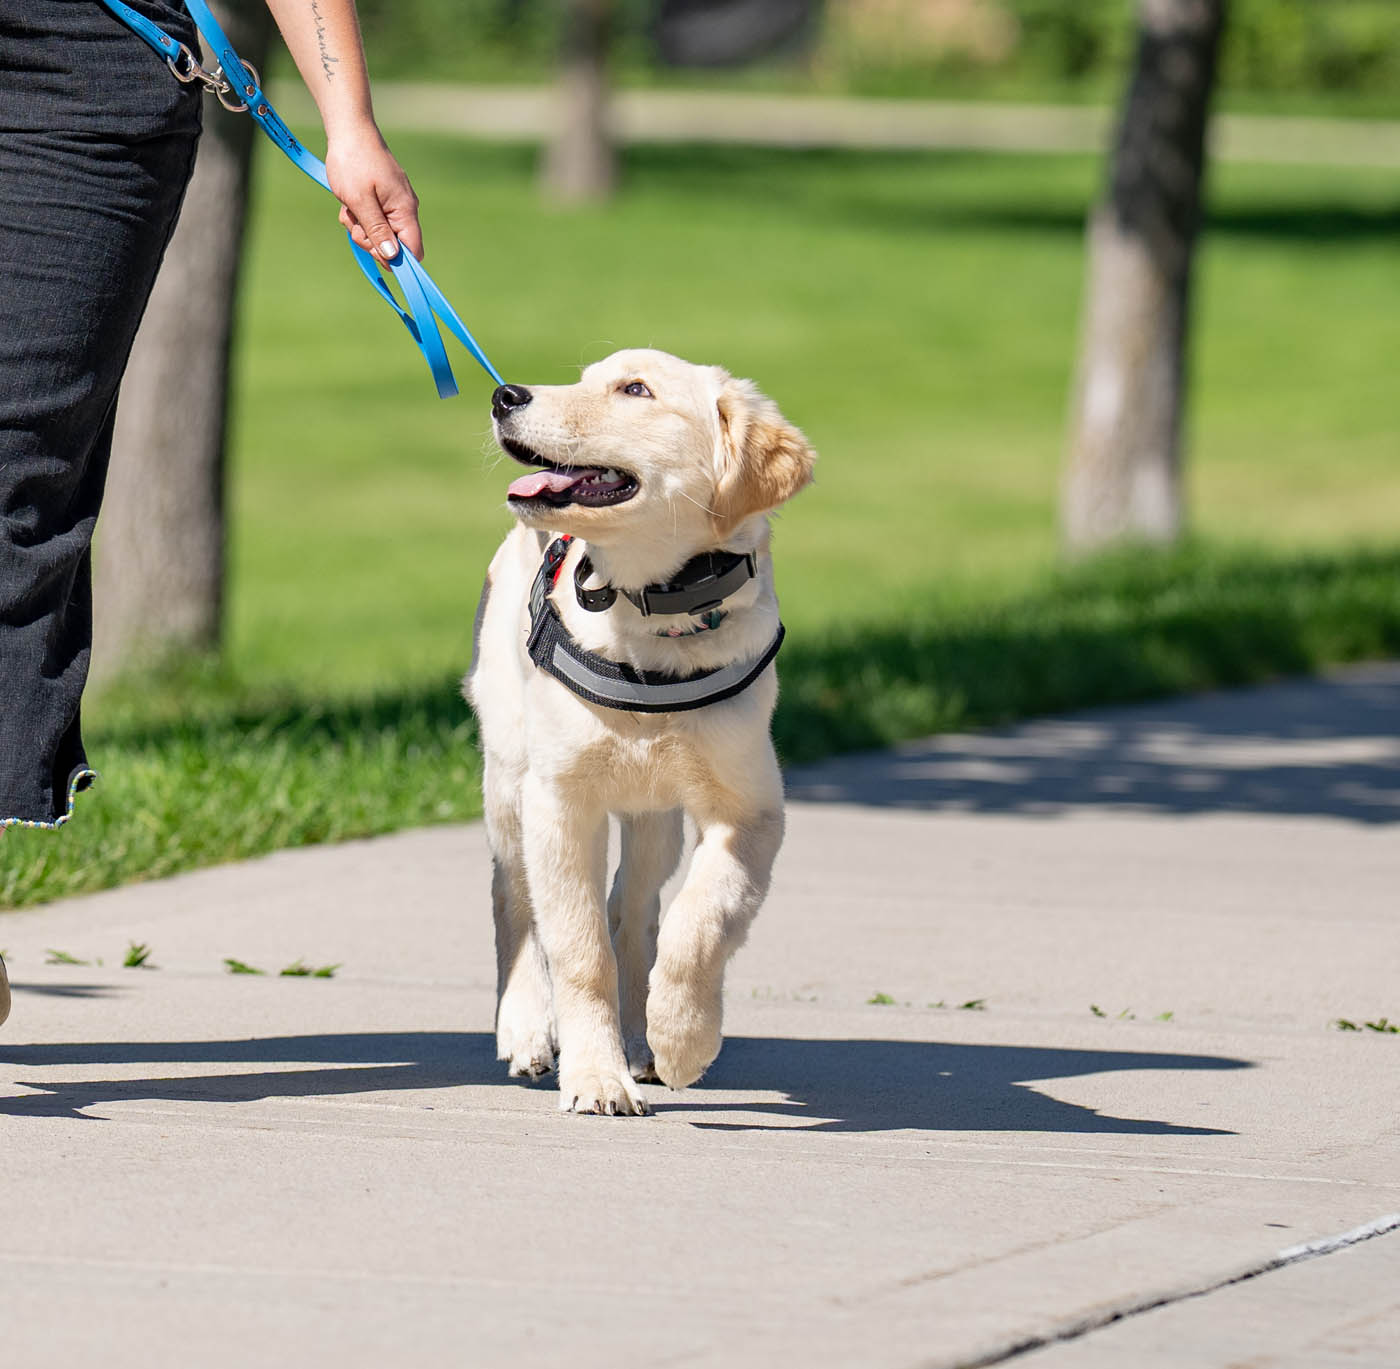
top-left (311, 1), bottom-right (340, 80)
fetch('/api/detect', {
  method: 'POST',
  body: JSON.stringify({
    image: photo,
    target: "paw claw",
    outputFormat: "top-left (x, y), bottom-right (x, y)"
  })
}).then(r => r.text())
top-left (625, 1036), bottom-right (659, 1083)
top-left (558, 1064), bottom-right (649, 1116)
top-left (507, 1053), bottom-right (555, 1080)
top-left (497, 1015), bottom-right (557, 1082)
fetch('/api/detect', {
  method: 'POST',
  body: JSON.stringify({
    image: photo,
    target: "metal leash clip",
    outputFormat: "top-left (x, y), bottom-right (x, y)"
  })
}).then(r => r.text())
top-left (165, 44), bottom-right (259, 113)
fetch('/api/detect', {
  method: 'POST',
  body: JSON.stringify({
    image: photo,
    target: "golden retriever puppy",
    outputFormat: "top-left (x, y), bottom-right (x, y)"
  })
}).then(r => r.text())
top-left (466, 349), bottom-right (814, 1115)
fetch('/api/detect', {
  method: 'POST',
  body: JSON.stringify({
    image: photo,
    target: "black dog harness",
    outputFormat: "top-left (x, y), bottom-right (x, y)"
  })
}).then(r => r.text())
top-left (526, 536), bottom-right (784, 713)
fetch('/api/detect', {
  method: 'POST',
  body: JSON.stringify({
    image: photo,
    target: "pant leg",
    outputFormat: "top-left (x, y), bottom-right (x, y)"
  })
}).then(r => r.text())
top-left (0, 1), bottom-right (202, 826)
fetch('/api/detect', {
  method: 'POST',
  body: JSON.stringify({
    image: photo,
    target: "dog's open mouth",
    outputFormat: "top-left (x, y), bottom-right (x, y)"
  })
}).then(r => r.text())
top-left (502, 437), bottom-right (640, 509)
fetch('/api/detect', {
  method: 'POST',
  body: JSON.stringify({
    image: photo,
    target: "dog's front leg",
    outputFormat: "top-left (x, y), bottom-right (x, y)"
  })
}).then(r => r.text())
top-left (647, 803), bottom-right (784, 1089)
top-left (609, 809), bottom-right (685, 1082)
top-left (521, 774), bottom-right (648, 1116)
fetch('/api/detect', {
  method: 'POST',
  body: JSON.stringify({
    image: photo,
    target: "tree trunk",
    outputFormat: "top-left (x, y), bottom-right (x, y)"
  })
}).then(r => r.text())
top-left (540, 0), bottom-right (616, 204)
top-left (1062, 0), bottom-right (1225, 553)
top-left (92, 2), bottom-right (273, 682)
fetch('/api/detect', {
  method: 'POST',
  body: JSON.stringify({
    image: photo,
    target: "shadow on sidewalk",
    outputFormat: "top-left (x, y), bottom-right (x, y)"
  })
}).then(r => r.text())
top-left (0, 1031), bottom-right (1248, 1135)
top-left (785, 666), bottom-right (1400, 823)
top-left (0, 1031), bottom-right (500, 1123)
top-left (677, 1036), bottom-right (1250, 1135)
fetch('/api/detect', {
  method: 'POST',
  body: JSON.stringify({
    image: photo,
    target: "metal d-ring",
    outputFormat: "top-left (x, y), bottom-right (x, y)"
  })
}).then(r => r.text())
top-left (214, 59), bottom-right (261, 113)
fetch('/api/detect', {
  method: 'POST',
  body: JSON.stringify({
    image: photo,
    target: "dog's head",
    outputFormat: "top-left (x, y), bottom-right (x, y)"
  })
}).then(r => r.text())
top-left (490, 349), bottom-right (814, 554)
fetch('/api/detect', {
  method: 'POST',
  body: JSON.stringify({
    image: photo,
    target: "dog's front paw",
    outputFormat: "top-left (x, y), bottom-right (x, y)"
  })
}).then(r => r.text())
top-left (558, 1058), bottom-right (650, 1116)
top-left (497, 990), bottom-right (557, 1080)
top-left (646, 970), bottom-right (722, 1090)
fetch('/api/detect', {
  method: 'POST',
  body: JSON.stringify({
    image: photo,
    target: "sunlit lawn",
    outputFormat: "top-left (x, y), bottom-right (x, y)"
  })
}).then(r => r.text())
top-left (221, 137), bottom-right (1400, 694)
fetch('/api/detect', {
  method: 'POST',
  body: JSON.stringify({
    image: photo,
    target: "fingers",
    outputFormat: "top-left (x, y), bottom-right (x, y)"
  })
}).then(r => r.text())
top-left (338, 203), bottom-right (370, 255)
top-left (381, 172), bottom-right (423, 262)
top-left (343, 188), bottom-right (403, 264)
top-left (338, 193), bottom-right (423, 265)
top-left (393, 215), bottom-right (424, 265)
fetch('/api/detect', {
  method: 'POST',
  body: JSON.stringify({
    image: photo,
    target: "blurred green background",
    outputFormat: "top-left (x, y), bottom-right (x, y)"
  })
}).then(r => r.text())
top-left (224, 139), bottom-right (1400, 695)
top-left (3, 0), bottom-right (1398, 906)
top-left (350, 0), bottom-right (1400, 111)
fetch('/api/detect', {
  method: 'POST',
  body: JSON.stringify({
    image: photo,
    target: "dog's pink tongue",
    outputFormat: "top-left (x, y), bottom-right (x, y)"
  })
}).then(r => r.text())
top-left (508, 468), bottom-right (584, 499)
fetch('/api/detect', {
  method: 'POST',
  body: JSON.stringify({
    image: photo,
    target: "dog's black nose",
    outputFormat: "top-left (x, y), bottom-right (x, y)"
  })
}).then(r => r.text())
top-left (492, 384), bottom-right (533, 420)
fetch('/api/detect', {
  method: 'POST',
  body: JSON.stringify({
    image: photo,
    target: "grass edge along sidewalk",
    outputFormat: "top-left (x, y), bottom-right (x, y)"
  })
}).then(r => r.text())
top-left (3, 541), bottom-right (1399, 911)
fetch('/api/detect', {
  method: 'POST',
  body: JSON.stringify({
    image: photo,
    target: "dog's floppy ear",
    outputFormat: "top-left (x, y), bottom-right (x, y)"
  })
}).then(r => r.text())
top-left (712, 374), bottom-right (816, 537)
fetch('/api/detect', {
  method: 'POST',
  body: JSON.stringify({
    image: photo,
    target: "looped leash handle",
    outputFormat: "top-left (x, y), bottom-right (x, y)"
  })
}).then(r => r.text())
top-left (96, 0), bottom-right (504, 399)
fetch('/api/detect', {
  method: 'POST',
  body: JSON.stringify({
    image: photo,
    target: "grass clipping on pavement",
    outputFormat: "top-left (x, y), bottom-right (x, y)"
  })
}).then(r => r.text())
top-left (2, 542), bottom-right (1397, 910)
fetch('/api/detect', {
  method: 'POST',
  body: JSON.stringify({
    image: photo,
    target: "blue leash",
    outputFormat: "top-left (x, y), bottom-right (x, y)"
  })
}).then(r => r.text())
top-left (97, 0), bottom-right (503, 398)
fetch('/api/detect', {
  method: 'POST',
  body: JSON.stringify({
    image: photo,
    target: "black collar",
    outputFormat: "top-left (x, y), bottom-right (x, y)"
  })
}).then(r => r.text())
top-left (573, 548), bottom-right (757, 617)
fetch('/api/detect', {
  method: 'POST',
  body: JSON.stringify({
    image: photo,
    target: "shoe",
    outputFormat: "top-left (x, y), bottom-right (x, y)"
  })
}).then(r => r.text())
top-left (0, 953), bottom-right (9, 1028)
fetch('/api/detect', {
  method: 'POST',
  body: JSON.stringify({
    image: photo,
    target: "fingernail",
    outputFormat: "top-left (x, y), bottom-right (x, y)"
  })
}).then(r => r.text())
top-left (378, 237), bottom-right (400, 260)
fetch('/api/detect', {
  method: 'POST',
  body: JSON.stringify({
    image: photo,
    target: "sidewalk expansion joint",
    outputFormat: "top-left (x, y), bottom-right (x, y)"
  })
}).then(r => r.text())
top-left (939, 1211), bottom-right (1400, 1369)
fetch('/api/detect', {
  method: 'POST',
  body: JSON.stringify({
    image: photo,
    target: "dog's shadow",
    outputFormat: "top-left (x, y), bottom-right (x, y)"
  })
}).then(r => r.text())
top-left (680, 1035), bottom-right (1249, 1134)
top-left (0, 1030), bottom-right (1249, 1135)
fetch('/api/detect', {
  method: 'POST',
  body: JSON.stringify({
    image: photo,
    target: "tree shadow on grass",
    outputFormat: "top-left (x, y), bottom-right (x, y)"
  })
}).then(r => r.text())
top-left (0, 1031), bottom-right (1248, 1135)
top-left (621, 143), bottom-right (1400, 245)
top-left (89, 678), bottom-right (479, 755)
top-left (833, 197), bottom-right (1400, 245)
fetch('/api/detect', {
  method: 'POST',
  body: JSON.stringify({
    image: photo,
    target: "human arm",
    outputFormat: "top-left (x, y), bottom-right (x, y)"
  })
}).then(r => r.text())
top-left (262, 0), bottom-right (422, 262)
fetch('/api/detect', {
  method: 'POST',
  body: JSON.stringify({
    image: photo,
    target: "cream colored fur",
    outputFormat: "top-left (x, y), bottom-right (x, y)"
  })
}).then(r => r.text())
top-left (465, 349), bottom-right (814, 1115)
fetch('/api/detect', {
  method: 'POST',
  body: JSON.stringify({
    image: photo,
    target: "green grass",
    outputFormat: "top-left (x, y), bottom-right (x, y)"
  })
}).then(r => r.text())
top-left (2, 139), bottom-right (1398, 909)
top-left (216, 138), bottom-right (1400, 694)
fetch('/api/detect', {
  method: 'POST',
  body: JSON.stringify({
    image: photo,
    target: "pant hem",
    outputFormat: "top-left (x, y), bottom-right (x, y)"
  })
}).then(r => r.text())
top-left (1, 769), bottom-right (99, 831)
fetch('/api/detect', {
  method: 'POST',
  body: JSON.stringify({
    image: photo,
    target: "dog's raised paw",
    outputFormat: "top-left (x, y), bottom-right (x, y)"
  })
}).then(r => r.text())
top-left (646, 973), bottom-right (723, 1090)
top-left (559, 1065), bottom-right (649, 1117)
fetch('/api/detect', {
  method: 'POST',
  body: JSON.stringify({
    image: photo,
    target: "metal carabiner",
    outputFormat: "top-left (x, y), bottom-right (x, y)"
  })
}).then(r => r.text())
top-left (165, 45), bottom-right (261, 114)
top-left (166, 43), bottom-right (233, 101)
top-left (165, 42), bottom-right (204, 84)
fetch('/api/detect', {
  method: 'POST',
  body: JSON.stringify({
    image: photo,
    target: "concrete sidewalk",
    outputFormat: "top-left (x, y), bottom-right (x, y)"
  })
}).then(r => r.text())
top-left (2, 665), bottom-right (1398, 1367)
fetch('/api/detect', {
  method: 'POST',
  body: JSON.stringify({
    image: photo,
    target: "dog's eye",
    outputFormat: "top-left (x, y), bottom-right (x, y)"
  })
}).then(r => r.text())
top-left (621, 381), bottom-right (653, 399)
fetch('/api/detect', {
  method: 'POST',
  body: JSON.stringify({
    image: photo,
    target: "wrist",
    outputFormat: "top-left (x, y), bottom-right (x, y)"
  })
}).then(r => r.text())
top-left (321, 106), bottom-right (383, 147)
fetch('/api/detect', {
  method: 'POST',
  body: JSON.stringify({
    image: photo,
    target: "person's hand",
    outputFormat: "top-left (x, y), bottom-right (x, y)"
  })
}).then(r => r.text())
top-left (324, 124), bottom-right (423, 265)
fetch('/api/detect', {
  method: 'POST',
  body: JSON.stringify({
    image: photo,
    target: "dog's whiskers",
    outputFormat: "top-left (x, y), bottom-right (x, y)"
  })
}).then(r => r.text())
top-left (674, 489), bottom-right (721, 518)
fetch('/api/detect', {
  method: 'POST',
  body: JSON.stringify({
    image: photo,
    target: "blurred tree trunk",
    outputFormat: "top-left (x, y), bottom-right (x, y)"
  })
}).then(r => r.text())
top-left (541, 0), bottom-right (616, 203)
top-left (1062, 0), bottom-right (1225, 553)
top-left (92, 1), bottom-right (273, 682)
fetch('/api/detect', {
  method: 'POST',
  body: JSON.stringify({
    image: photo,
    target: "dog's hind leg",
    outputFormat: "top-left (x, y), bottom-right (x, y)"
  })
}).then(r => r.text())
top-left (609, 809), bottom-right (684, 1082)
top-left (485, 756), bottom-right (557, 1079)
top-left (522, 773), bottom-right (648, 1115)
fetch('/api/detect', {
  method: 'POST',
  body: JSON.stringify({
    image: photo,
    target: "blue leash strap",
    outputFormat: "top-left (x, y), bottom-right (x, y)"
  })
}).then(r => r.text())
top-left (97, 0), bottom-right (503, 397)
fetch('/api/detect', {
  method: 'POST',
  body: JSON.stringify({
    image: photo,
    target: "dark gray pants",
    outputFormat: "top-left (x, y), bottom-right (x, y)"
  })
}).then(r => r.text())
top-left (0, 1), bottom-right (201, 826)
